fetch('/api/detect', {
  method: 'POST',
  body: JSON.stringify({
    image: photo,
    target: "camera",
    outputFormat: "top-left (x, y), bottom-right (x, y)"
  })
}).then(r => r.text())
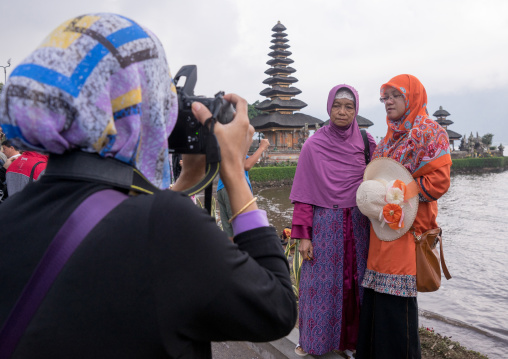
top-left (167, 65), bottom-right (235, 154)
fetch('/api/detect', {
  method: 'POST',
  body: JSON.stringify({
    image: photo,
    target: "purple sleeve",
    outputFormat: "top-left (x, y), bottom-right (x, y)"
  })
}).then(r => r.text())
top-left (291, 202), bottom-right (313, 240)
top-left (232, 209), bottom-right (270, 236)
top-left (366, 131), bottom-right (377, 161)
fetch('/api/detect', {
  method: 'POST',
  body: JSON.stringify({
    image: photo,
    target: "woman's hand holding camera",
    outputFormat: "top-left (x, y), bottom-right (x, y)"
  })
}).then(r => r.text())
top-left (174, 94), bottom-right (257, 216)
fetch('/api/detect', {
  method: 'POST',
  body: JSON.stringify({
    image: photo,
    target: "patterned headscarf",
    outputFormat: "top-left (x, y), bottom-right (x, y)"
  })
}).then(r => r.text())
top-left (0, 13), bottom-right (178, 189)
top-left (290, 84), bottom-right (368, 209)
top-left (373, 74), bottom-right (451, 176)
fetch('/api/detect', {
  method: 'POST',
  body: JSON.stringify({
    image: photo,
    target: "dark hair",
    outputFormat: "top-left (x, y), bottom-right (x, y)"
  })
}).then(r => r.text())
top-left (1, 140), bottom-right (17, 150)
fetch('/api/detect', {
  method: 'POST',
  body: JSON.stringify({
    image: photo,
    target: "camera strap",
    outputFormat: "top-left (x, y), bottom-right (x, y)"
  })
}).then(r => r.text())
top-left (181, 116), bottom-right (221, 214)
top-left (44, 152), bottom-right (161, 195)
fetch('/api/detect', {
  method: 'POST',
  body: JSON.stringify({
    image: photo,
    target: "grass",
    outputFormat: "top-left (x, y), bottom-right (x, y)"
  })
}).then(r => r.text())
top-left (420, 327), bottom-right (488, 358)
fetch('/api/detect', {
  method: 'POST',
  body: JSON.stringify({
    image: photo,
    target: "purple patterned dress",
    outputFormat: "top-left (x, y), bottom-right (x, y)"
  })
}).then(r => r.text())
top-left (298, 206), bottom-right (370, 355)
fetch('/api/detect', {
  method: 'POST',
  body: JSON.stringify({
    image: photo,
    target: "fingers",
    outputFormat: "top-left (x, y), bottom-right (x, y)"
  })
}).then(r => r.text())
top-left (223, 93), bottom-right (248, 113)
top-left (191, 102), bottom-right (213, 126)
top-left (298, 240), bottom-right (314, 261)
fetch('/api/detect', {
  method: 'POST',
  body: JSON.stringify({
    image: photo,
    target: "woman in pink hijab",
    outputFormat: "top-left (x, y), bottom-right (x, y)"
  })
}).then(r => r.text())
top-left (290, 84), bottom-right (377, 357)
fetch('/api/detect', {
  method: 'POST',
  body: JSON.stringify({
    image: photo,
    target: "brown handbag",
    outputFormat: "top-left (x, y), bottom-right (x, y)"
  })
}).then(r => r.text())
top-left (412, 227), bottom-right (452, 292)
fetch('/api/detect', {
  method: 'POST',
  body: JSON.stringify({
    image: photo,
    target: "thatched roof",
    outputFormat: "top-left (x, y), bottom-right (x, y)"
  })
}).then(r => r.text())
top-left (272, 32), bottom-right (288, 37)
top-left (268, 50), bottom-right (292, 57)
top-left (267, 58), bottom-right (294, 66)
top-left (251, 112), bottom-right (323, 130)
top-left (436, 119), bottom-right (454, 126)
top-left (447, 129), bottom-right (461, 140)
top-left (272, 22), bottom-right (287, 32)
top-left (433, 106), bottom-right (451, 117)
top-left (259, 85), bottom-right (302, 97)
top-left (271, 38), bottom-right (289, 44)
top-left (264, 66), bottom-right (296, 75)
top-left (255, 98), bottom-right (307, 111)
top-left (262, 76), bottom-right (298, 85)
top-left (270, 43), bottom-right (290, 50)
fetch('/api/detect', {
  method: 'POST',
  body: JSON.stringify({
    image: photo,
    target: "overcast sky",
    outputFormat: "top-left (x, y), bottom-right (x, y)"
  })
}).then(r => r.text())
top-left (1, 0), bottom-right (507, 145)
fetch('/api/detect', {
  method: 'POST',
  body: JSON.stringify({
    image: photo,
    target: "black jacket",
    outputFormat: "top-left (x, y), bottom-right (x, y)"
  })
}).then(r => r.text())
top-left (0, 171), bottom-right (296, 358)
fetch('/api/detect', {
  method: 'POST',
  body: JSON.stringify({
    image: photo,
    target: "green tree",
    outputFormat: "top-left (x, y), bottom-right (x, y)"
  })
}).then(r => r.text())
top-left (248, 101), bottom-right (266, 120)
top-left (0, 82), bottom-right (3, 93)
top-left (481, 133), bottom-right (494, 146)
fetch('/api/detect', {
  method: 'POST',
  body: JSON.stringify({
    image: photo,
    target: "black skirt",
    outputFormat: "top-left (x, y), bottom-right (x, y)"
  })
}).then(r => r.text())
top-left (356, 288), bottom-right (421, 359)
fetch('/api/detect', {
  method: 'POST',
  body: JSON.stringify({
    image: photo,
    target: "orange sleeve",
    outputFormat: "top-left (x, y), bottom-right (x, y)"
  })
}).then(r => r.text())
top-left (415, 162), bottom-right (451, 202)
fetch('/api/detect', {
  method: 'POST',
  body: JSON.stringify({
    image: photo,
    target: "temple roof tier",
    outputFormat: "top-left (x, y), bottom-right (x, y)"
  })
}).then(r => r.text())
top-left (255, 98), bottom-right (307, 111)
top-left (272, 22), bottom-right (287, 31)
top-left (260, 85), bottom-right (302, 97)
top-left (268, 50), bottom-right (292, 57)
top-left (264, 66), bottom-right (296, 75)
top-left (436, 119), bottom-right (454, 126)
top-left (251, 113), bottom-right (323, 130)
top-left (262, 76), bottom-right (298, 85)
top-left (433, 106), bottom-right (451, 117)
top-left (270, 43), bottom-right (290, 50)
top-left (446, 129), bottom-right (461, 140)
top-left (266, 58), bottom-right (294, 66)
top-left (272, 32), bottom-right (288, 37)
top-left (271, 38), bottom-right (289, 44)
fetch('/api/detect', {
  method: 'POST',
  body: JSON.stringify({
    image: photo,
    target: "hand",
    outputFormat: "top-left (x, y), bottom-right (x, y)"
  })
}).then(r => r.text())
top-left (260, 138), bottom-right (270, 151)
top-left (3, 157), bottom-right (13, 169)
top-left (187, 94), bottom-right (257, 217)
top-left (298, 239), bottom-right (314, 261)
top-left (207, 94), bottom-right (254, 186)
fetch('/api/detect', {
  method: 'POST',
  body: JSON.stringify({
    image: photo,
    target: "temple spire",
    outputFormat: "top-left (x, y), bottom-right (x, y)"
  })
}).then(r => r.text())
top-left (255, 22), bottom-right (306, 115)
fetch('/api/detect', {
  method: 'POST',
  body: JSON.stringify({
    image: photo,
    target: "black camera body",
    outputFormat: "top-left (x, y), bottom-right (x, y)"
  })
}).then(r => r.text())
top-left (167, 65), bottom-right (235, 154)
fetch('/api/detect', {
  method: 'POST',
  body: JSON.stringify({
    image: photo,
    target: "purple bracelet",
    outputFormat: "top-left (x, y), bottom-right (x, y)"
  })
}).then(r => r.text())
top-left (232, 209), bottom-right (269, 236)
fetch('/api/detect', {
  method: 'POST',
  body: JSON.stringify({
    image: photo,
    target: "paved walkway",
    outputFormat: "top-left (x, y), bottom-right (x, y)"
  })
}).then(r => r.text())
top-left (212, 328), bottom-right (346, 359)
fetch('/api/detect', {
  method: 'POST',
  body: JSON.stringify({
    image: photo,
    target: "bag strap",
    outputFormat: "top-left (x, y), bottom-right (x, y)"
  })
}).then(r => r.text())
top-left (0, 189), bottom-right (128, 358)
top-left (28, 161), bottom-right (45, 183)
top-left (435, 230), bottom-right (452, 280)
top-left (360, 129), bottom-right (370, 165)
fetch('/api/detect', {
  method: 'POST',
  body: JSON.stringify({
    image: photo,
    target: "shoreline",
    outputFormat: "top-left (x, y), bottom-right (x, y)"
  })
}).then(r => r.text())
top-left (251, 166), bottom-right (508, 189)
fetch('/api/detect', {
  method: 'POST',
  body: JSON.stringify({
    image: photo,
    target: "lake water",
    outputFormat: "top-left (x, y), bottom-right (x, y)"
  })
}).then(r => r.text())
top-left (255, 171), bottom-right (508, 358)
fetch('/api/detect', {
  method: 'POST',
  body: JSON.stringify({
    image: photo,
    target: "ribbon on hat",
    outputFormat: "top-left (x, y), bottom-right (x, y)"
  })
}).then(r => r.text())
top-left (378, 179), bottom-right (419, 230)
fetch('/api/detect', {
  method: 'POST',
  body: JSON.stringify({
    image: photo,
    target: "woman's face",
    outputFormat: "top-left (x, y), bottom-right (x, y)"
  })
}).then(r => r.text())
top-left (382, 86), bottom-right (406, 121)
top-left (330, 98), bottom-right (355, 127)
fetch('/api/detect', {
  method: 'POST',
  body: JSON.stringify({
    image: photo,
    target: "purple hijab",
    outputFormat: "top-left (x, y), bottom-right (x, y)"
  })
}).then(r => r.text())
top-left (289, 84), bottom-right (367, 209)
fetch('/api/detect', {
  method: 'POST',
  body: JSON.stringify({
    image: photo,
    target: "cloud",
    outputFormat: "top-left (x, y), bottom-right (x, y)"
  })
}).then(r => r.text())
top-left (1, 0), bottom-right (506, 143)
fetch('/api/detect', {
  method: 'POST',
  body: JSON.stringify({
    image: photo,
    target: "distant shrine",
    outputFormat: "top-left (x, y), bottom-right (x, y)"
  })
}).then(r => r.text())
top-left (250, 22), bottom-right (322, 150)
top-left (433, 106), bottom-right (461, 150)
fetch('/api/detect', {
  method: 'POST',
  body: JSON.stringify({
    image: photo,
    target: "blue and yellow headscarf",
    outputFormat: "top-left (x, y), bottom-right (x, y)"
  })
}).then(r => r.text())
top-left (0, 13), bottom-right (178, 189)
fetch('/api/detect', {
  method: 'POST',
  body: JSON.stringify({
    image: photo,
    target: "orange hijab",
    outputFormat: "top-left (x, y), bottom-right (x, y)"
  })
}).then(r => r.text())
top-left (373, 74), bottom-right (451, 177)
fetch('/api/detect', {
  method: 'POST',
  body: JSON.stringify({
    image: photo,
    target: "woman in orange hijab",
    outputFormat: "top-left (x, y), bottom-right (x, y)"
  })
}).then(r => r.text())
top-left (356, 75), bottom-right (452, 359)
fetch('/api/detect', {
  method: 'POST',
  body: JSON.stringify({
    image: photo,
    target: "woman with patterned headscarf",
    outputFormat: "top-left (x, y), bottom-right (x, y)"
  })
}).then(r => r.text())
top-left (290, 85), bottom-right (377, 358)
top-left (0, 13), bottom-right (296, 357)
top-left (356, 74), bottom-right (452, 359)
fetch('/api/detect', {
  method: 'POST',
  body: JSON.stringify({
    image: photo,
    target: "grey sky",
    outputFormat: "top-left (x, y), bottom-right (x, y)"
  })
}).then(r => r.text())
top-left (1, 0), bottom-right (507, 145)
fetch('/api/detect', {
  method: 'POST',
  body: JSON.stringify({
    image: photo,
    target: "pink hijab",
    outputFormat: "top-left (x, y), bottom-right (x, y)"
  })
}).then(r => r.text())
top-left (290, 84), bottom-right (368, 209)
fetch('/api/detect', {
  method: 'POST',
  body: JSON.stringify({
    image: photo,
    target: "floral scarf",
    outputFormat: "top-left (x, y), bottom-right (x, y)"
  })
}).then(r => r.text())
top-left (373, 74), bottom-right (451, 177)
top-left (0, 13), bottom-right (178, 189)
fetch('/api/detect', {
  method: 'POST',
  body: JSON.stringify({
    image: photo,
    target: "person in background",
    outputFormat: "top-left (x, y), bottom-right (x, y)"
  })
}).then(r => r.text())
top-left (1, 140), bottom-right (21, 161)
top-left (0, 13), bottom-right (296, 358)
top-left (356, 74), bottom-right (451, 359)
top-left (2, 146), bottom-right (48, 197)
top-left (217, 138), bottom-right (270, 237)
top-left (289, 85), bottom-right (376, 358)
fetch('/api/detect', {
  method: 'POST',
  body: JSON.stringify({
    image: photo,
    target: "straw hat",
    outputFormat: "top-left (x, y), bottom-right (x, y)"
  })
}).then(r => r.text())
top-left (356, 157), bottom-right (419, 241)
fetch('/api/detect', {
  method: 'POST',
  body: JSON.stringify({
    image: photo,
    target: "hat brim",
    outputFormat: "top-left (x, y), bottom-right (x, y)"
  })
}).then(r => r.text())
top-left (359, 157), bottom-right (419, 241)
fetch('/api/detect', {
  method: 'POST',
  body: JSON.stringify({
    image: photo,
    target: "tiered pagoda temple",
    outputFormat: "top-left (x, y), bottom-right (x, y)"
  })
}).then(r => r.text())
top-left (250, 21), bottom-right (322, 150)
top-left (433, 106), bottom-right (461, 150)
